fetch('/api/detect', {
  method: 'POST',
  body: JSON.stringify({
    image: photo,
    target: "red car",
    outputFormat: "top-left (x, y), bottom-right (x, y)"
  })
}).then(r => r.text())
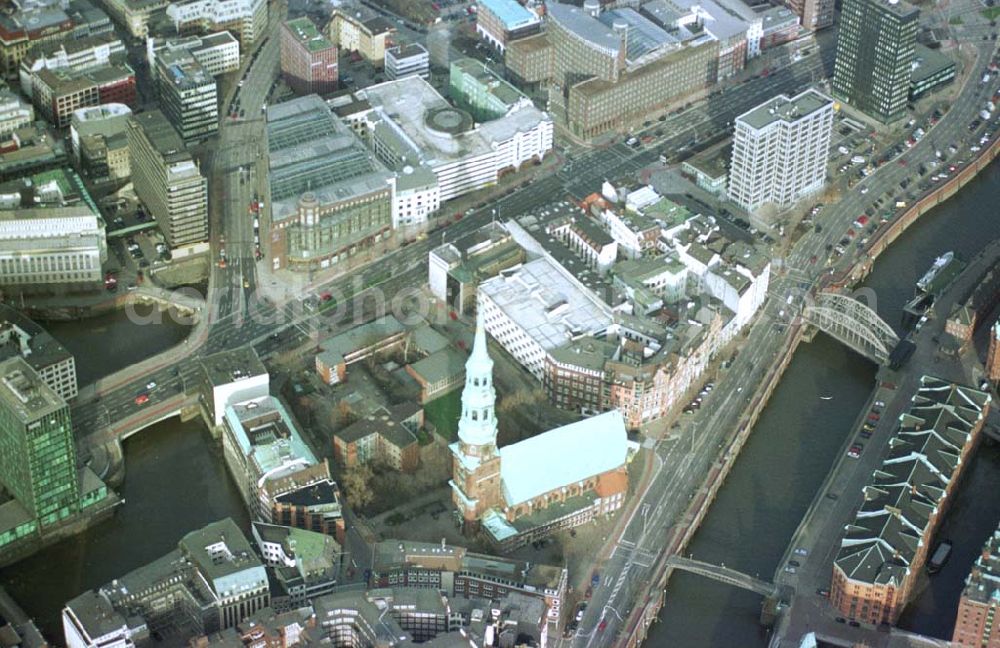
top-left (135, 393), bottom-right (150, 405)
top-left (598, 620), bottom-right (608, 632)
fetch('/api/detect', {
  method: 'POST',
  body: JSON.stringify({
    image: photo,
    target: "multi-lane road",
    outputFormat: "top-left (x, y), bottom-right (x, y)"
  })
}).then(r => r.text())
top-left (569, 24), bottom-right (1000, 648)
top-left (66, 6), bottom-right (1000, 645)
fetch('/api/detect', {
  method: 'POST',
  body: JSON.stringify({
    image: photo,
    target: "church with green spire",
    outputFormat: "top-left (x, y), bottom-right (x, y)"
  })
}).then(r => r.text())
top-left (449, 312), bottom-right (637, 550)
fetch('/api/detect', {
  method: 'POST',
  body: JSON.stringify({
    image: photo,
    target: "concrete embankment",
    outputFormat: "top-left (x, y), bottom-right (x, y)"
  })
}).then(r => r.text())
top-left (616, 119), bottom-right (1000, 648)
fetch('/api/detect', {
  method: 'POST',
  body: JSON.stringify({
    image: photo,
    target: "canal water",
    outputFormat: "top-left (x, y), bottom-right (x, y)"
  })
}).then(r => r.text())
top-left (0, 419), bottom-right (249, 637)
top-left (3, 161), bottom-right (1000, 644)
top-left (43, 307), bottom-right (192, 387)
top-left (653, 158), bottom-right (1000, 647)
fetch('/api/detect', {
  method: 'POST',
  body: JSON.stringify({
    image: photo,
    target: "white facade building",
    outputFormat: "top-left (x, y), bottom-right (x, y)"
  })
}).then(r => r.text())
top-left (165, 0), bottom-right (268, 45)
top-left (63, 592), bottom-right (136, 648)
top-left (728, 89), bottom-right (834, 213)
top-left (385, 43), bottom-right (430, 80)
top-left (392, 163), bottom-right (440, 227)
top-left (478, 256), bottom-right (613, 379)
top-left (147, 32), bottom-right (240, 76)
top-left (0, 89), bottom-right (34, 137)
top-left (360, 75), bottom-right (553, 203)
top-left (0, 208), bottom-right (106, 286)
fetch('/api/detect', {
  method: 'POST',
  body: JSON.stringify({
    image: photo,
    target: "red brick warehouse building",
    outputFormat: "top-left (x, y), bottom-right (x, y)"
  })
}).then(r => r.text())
top-left (280, 16), bottom-right (337, 96)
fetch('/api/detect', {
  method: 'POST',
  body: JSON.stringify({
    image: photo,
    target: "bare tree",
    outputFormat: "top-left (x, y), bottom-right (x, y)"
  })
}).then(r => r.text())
top-left (342, 463), bottom-right (375, 511)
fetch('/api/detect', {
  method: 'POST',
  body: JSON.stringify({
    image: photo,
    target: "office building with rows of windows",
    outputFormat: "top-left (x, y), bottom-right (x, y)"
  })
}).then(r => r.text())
top-left (0, 206), bottom-right (106, 288)
top-left (0, 357), bottom-right (79, 529)
top-left (728, 89), bottom-right (834, 214)
top-left (832, 0), bottom-right (918, 123)
top-left (126, 110), bottom-right (208, 249)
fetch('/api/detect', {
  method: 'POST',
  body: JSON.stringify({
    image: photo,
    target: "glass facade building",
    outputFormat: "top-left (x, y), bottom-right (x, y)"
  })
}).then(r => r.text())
top-left (0, 357), bottom-right (79, 528)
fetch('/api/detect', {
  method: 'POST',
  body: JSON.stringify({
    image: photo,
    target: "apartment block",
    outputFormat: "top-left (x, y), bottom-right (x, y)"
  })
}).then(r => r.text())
top-left (147, 31), bottom-right (240, 76)
top-left (0, 87), bottom-right (33, 136)
top-left (953, 525), bottom-right (1000, 647)
top-left (782, 0), bottom-right (833, 30)
top-left (70, 103), bottom-right (132, 182)
top-left (100, 0), bottom-right (169, 38)
top-left (265, 95), bottom-right (393, 273)
top-left (0, 206), bottom-right (106, 287)
top-left (327, 7), bottom-right (394, 67)
top-left (728, 89), bottom-right (834, 214)
top-left (0, 305), bottom-right (78, 401)
top-left (0, 357), bottom-right (79, 528)
top-left (126, 110), bottom-right (208, 248)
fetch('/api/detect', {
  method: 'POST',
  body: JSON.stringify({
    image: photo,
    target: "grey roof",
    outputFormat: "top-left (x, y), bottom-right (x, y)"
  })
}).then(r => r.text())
top-left (547, 1), bottom-right (622, 57)
top-left (64, 591), bottom-right (126, 640)
top-left (737, 88), bottom-right (833, 130)
top-left (961, 525), bottom-right (1000, 604)
top-left (835, 376), bottom-right (991, 585)
top-left (266, 94), bottom-right (391, 220)
top-left (910, 44), bottom-right (955, 85)
top-left (407, 347), bottom-right (466, 384)
top-left (0, 357), bottom-right (65, 422)
top-left (130, 110), bottom-right (188, 160)
top-left (179, 518), bottom-right (264, 584)
top-left (0, 304), bottom-right (73, 374)
top-left (598, 8), bottom-right (678, 60)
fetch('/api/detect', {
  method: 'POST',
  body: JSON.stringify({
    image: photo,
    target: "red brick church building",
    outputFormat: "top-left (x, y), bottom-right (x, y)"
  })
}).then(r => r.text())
top-left (450, 315), bottom-right (634, 551)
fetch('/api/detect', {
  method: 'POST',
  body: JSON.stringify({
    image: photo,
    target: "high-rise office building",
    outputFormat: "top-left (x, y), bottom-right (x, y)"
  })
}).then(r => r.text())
top-left (832, 0), bottom-right (918, 123)
top-left (0, 357), bottom-right (79, 528)
top-left (155, 47), bottom-right (218, 142)
top-left (126, 110), bottom-right (208, 248)
top-left (728, 89), bottom-right (834, 213)
top-left (280, 16), bottom-right (337, 95)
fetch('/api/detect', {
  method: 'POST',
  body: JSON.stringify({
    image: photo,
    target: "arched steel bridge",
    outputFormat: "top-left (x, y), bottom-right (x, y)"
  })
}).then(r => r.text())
top-left (665, 556), bottom-right (781, 599)
top-left (801, 292), bottom-right (899, 364)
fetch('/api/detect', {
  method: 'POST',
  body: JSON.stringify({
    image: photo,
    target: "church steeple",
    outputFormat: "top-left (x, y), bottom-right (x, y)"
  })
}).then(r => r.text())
top-left (457, 311), bottom-right (498, 451)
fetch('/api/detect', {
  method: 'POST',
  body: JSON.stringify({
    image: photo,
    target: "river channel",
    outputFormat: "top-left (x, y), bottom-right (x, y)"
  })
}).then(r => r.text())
top-left (652, 158), bottom-right (1000, 647)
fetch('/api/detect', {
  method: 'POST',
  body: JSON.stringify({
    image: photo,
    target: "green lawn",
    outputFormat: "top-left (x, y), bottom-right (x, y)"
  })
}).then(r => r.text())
top-left (424, 390), bottom-right (462, 442)
top-left (949, 15), bottom-right (964, 24)
top-left (982, 6), bottom-right (1000, 19)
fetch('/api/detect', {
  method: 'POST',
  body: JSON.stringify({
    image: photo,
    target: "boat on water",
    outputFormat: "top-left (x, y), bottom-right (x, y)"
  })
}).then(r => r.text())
top-left (916, 251), bottom-right (955, 293)
top-left (820, 396), bottom-right (833, 400)
top-left (928, 540), bottom-right (953, 574)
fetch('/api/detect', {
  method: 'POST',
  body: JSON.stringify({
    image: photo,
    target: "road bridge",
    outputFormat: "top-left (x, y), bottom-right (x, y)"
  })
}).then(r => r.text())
top-left (801, 292), bottom-right (899, 364)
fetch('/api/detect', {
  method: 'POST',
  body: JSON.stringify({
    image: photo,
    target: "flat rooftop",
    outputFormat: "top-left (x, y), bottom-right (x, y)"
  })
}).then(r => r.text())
top-left (0, 357), bottom-right (64, 423)
top-left (451, 58), bottom-right (526, 107)
top-left (284, 16), bottom-right (334, 52)
top-left (910, 44), bottom-right (955, 85)
top-left (737, 88), bottom-right (833, 131)
top-left (0, 304), bottom-right (74, 373)
top-left (479, 256), bottom-right (614, 352)
top-left (130, 110), bottom-right (189, 161)
top-left (478, 0), bottom-right (540, 30)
